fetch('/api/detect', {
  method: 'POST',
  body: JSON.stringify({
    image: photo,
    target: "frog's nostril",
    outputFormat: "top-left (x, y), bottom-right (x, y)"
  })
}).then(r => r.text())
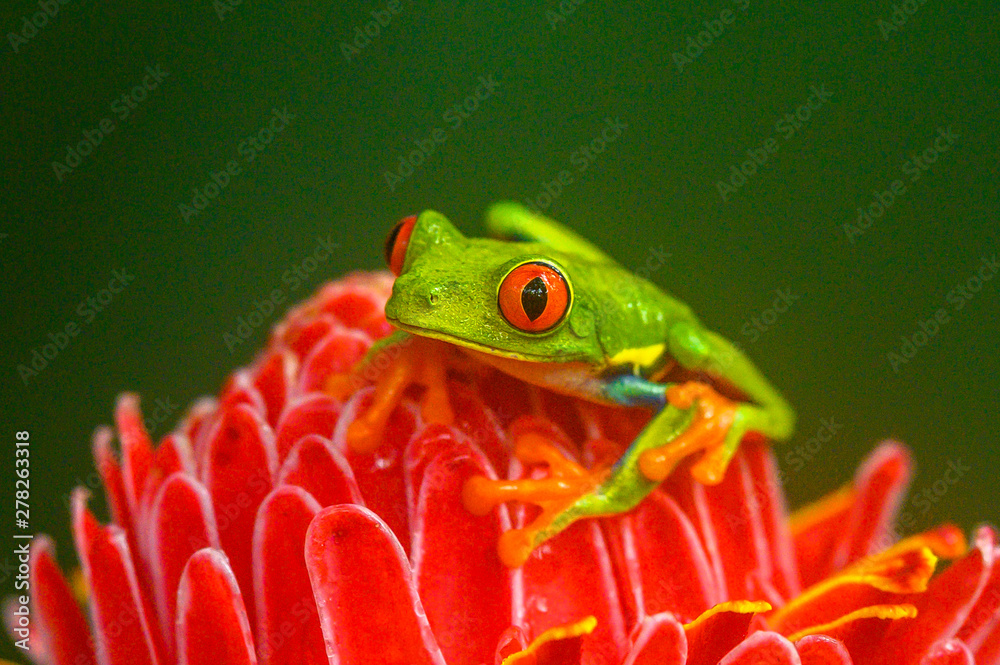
top-left (428, 293), bottom-right (439, 305)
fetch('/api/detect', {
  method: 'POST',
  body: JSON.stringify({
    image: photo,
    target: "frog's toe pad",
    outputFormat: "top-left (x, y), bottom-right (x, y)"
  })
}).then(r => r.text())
top-left (690, 446), bottom-right (732, 485)
top-left (498, 528), bottom-right (535, 568)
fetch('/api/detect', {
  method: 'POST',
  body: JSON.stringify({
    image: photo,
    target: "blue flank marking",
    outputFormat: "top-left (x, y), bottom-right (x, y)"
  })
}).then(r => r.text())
top-left (603, 373), bottom-right (667, 408)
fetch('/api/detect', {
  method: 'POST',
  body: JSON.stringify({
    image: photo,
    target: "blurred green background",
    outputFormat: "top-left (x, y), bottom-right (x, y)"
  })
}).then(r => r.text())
top-left (2, 0), bottom-right (998, 659)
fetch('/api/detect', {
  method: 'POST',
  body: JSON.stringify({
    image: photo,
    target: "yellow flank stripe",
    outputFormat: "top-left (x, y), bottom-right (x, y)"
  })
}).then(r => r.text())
top-left (611, 343), bottom-right (665, 370)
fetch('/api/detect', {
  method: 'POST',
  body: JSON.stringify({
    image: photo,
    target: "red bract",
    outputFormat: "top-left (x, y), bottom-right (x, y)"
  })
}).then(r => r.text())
top-left (7, 272), bottom-right (1000, 665)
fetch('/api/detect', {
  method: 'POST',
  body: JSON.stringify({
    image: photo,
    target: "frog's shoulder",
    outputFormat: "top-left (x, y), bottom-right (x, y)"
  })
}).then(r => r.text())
top-left (567, 259), bottom-right (699, 365)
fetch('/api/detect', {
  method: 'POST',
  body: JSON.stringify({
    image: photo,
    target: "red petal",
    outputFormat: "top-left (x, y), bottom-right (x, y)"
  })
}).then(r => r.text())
top-left (113, 396), bottom-right (160, 591)
top-left (518, 520), bottom-right (629, 665)
top-left (252, 348), bottom-right (297, 427)
top-left (335, 389), bottom-right (417, 555)
top-left (742, 439), bottom-right (801, 600)
top-left (795, 635), bottom-right (853, 665)
top-left (72, 491), bottom-right (164, 665)
top-left (252, 486), bottom-right (326, 665)
top-left (718, 631), bottom-right (798, 664)
top-left (601, 518), bottom-right (641, 631)
top-left (973, 620), bottom-right (1000, 665)
top-left (956, 541), bottom-right (1000, 651)
top-left (829, 441), bottom-right (913, 571)
top-left (298, 328), bottom-right (371, 394)
top-left (176, 549), bottom-right (257, 665)
top-left (29, 536), bottom-right (97, 665)
top-left (800, 605), bottom-right (917, 661)
top-left (684, 601), bottom-right (771, 665)
top-left (404, 424), bottom-right (467, 529)
top-left (769, 543), bottom-right (936, 638)
top-left (274, 394), bottom-right (341, 463)
top-left (410, 433), bottom-right (512, 665)
top-left (142, 433), bottom-right (191, 517)
top-left (201, 403), bottom-right (277, 633)
top-left (496, 625), bottom-right (530, 661)
top-left (789, 485), bottom-right (855, 591)
top-left (474, 368), bottom-right (537, 429)
top-left (147, 473), bottom-right (219, 652)
top-left (185, 397), bottom-right (221, 465)
top-left (920, 639), bottom-right (974, 665)
top-left (869, 526), bottom-right (996, 665)
top-left (280, 315), bottom-right (336, 360)
top-left (696, 451), bottom-right (774, 601)
top-left (221, 371), bottom-right (269, 415)
top-left (116, 393), bottom-right (154, 514)
top-left (93, 426), bottom-right (133, 543)
top-left (447, 382), bottom-right (511, 476)
top-left (621, 490), bottom-right (719, 622)
top-left (622, 612), bottom-right (687, 665)
top-left (319, 280), bottom-right (389, 333)
top-left (660, 461), bottom-right (728, 602)
top-left (276, 434), bottom-right (363, 507)
top-left (304, 505), bottom-right (445, 665)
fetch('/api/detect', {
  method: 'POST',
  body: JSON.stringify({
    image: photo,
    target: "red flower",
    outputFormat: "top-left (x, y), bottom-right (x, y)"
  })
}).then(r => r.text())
top-left (7, 272), bottom-right (1000, 665)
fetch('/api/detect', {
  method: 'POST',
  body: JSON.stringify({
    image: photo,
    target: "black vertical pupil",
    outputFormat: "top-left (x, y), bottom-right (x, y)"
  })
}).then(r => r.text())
top-left (384, 222), bottom-right (404, 266)
top-left (521, 277), bottom-right (548, 321)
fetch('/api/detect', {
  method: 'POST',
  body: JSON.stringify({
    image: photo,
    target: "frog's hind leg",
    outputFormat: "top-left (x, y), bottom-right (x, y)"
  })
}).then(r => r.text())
top-left (637, 382), bottom-right (741, 484)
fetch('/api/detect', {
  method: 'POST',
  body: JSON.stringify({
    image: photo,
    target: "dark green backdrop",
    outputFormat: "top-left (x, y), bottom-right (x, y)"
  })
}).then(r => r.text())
top-left (2, 0), bottom-right (998, 659)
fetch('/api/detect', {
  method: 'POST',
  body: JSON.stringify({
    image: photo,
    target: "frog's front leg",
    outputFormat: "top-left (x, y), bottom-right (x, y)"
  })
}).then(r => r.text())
top-left (330, 331), bottom-right (456, 453)
top-left (639, 321), bottom-right (796, 485)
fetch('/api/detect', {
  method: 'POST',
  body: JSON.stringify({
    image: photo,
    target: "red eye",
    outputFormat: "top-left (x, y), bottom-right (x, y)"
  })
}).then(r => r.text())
top-left (384, 215), bottom-right (417, 276)
top-left (498, 262), bottom-right (570, 333)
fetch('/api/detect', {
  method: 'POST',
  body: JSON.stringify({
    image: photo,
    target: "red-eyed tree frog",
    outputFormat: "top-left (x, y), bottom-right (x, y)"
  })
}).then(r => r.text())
top-left (340, 203), bottom-right (795, 567)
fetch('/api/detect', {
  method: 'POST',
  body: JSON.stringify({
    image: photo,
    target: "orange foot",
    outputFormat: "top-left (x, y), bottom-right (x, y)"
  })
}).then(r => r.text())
top-left (463, 432), bottom-right (608, 567)
top-left (331, 336), bottom-right (455, 454)
top-left (638, 381), bottom-right (740, 486)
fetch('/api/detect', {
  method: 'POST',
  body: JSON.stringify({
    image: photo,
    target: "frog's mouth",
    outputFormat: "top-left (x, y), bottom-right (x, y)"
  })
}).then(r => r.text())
top-left (386, 316), bottom-right (579, 363)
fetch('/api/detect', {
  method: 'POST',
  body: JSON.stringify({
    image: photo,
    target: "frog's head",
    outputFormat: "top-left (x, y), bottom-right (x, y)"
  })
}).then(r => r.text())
top-left (382, 210), bottom-right (603, 363)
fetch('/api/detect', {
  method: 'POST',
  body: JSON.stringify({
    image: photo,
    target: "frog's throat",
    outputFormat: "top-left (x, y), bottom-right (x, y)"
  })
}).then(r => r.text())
top-left (386, 317), bottom-right (588, 363)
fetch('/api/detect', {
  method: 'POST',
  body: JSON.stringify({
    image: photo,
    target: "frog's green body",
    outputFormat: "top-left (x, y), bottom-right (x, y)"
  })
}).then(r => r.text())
top-left (368, 202), bottom-right (796, 566)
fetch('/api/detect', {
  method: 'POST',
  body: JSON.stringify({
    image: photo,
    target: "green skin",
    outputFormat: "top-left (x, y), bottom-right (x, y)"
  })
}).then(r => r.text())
top-left (373, 202), bottom-right (795, 548)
